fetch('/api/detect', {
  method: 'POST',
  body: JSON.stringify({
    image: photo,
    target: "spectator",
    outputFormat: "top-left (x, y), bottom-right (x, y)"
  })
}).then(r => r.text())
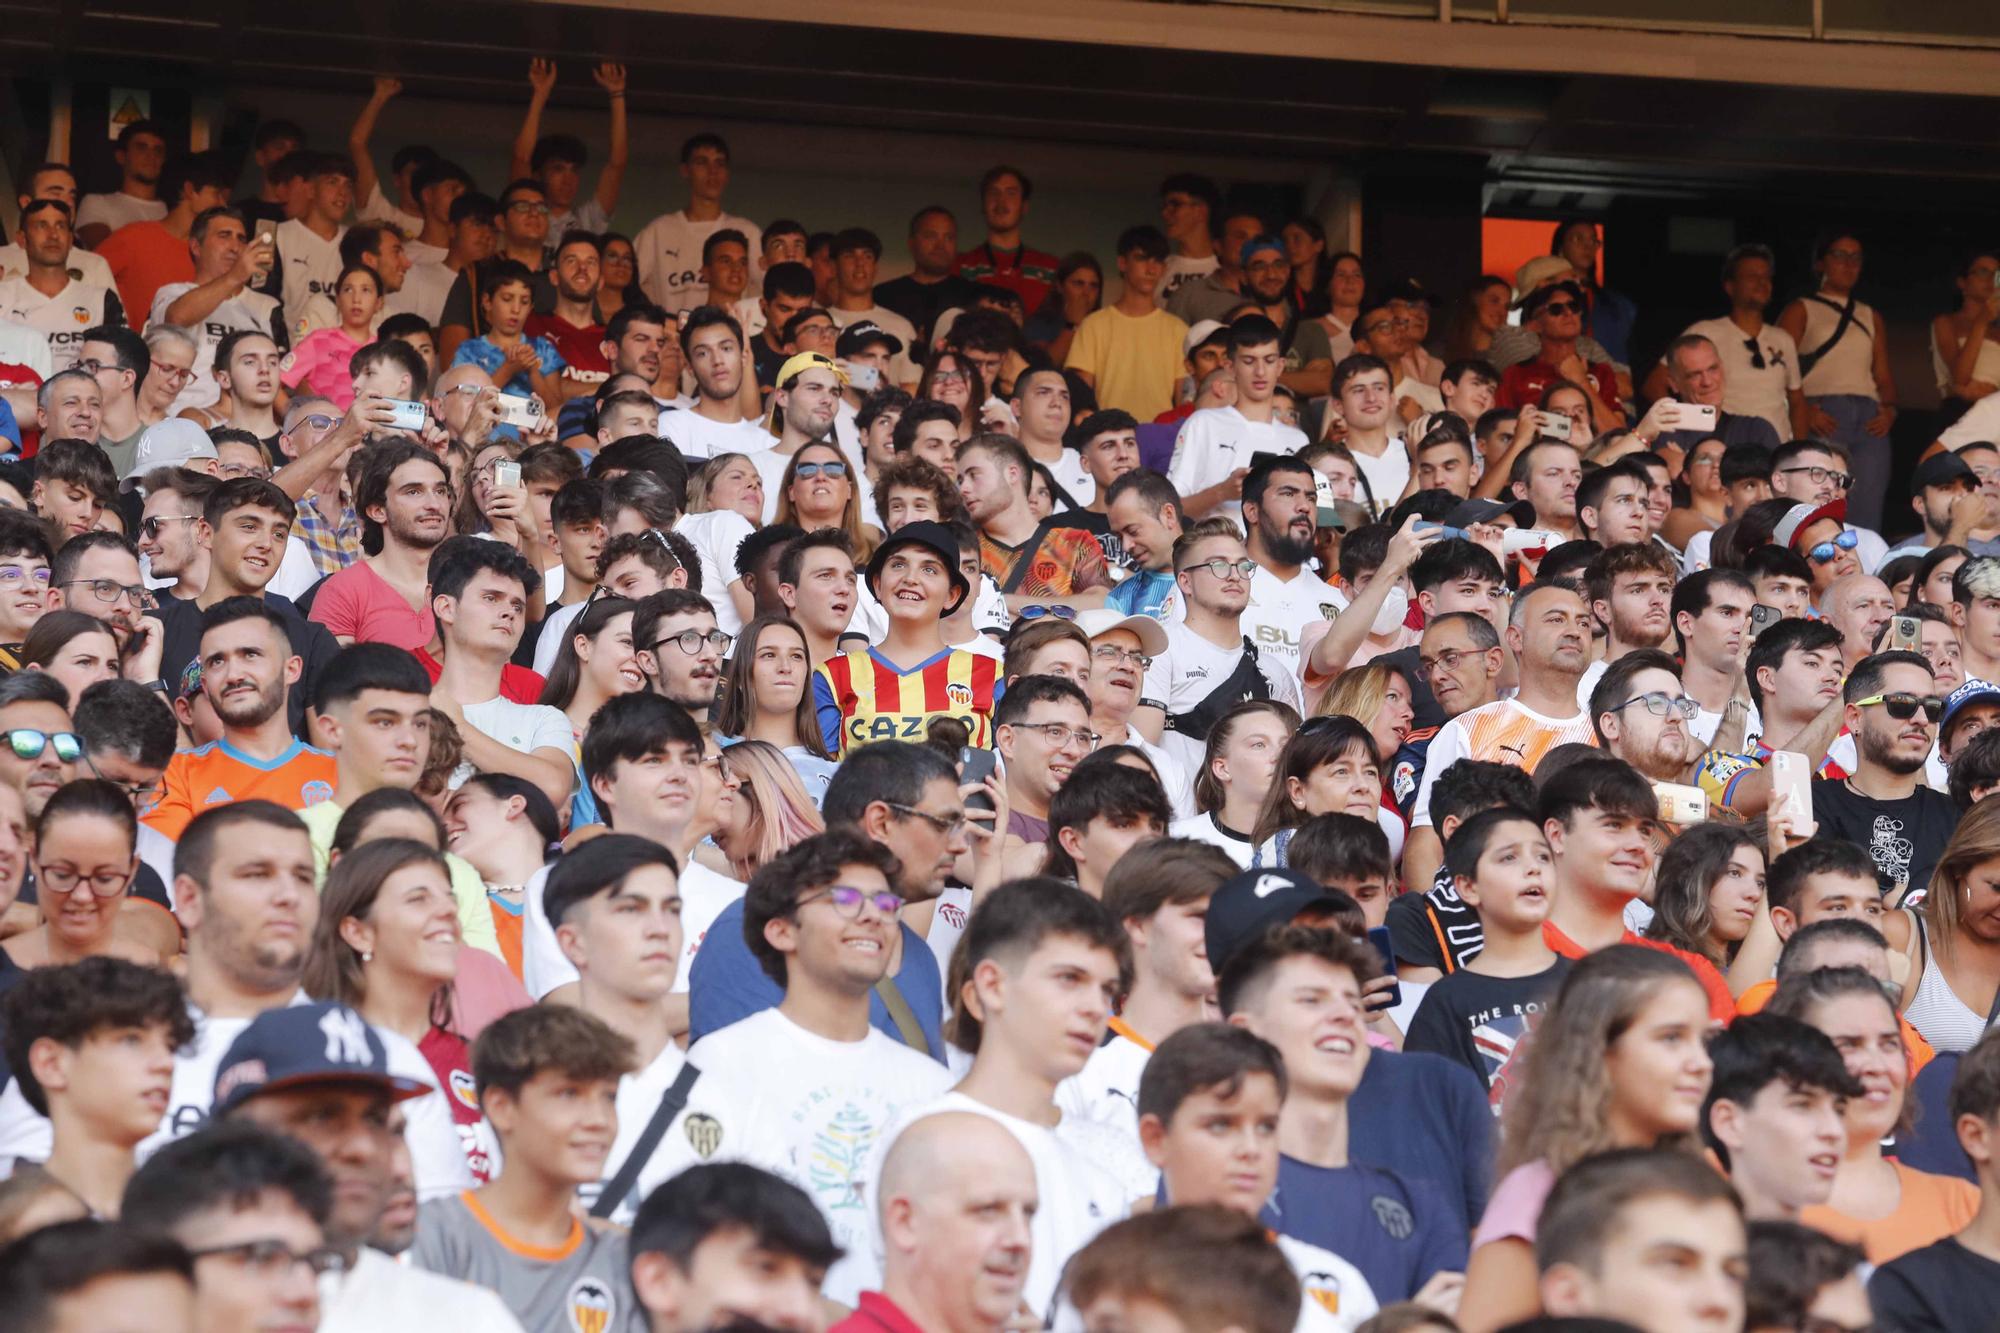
top-left (1700, 1013), bottom-right (1859, 1221)
top-left (0, 1218), bottom-right (196, 1332)
top-left (1811, 650), bottom-right (1957, 902)
top-left (1067, 226), bottom-right (1188, 423)
top-left (627, 1162), bottom-right (837, 1333)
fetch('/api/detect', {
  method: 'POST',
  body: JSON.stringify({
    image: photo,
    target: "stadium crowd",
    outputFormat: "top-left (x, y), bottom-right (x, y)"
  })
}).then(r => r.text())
top-left (9, 63), bottom-right (2000, 1333)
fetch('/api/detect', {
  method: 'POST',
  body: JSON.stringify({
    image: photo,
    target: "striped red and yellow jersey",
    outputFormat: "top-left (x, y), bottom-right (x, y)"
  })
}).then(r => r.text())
top-left (812, 647), bottom-right (1000, 757)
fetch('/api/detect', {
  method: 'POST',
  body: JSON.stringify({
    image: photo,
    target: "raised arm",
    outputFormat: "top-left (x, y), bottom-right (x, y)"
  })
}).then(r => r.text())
top-left (347, 77), bottom-right (403, 210)
top-left (509, 60), bottom-right (558, 183)
top-left (591, 64), bottom-right (629, 218)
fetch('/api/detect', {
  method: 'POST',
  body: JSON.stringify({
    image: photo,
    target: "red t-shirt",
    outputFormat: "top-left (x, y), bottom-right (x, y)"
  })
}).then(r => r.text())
top-left (828, 1292), bottom-right (925, 1333)
top-left (1543, 919), bottom-right (1737, 1024)
top-left (1498, 358), bottom-right (1622, 418)
top-left (525, 313), bottom-right (609, 379)
top-left (414, 646), bottom-right (546, 705)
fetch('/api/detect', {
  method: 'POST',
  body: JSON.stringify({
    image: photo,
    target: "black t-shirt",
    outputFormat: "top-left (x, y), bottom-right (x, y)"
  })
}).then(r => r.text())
top-left (1402, 957), bottom-right (1571, 1110)
top-left (1870, 1237), bottom-right (2000, 1333)
top-left (1371, 645), bottom-right (1444, 732)
top-left (1385, 867), bottom-right (1485, 973)
top-left (872, 274), bottom-right (980, 349)
top-left (149, 592), bottom-right (340, 737)
top-left (1810, 777), bottom-right (1960, 904)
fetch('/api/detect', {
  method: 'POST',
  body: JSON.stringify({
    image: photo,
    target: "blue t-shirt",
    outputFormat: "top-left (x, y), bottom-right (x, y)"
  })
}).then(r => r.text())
top-left (1106, 569), bottom-right (1176, 620)
top-left (451, 334), bottom-right (565, 397)
top-left (1262, 1156), bottom-right (1468, 1303)
top-left (686, 898), bottom-right (945, 1060)
top-left (1347, 1048), bottom-right (1496, 1231)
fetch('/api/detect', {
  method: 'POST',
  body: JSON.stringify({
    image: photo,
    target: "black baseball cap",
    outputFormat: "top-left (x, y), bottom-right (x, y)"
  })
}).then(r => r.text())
top-left (212, 1002), bottom-right (430, 1117)
top-left (1914, 451), bottom-right (1976, 493)
top-left (1204, 867), bottom-right (1350, 977)
top-left (865, 520), bottom-right (971, 616)
top-left (836, 321), bottom-right (905, 359)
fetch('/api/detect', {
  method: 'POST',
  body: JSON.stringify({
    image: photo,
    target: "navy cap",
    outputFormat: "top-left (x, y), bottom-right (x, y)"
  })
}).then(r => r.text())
top-left (1204, 867), bottom-right (1349, 978)
top-left (1942, 678), bottom-right (2000, 741)
top-left (212, 1001), bottom-right (429, 1117)
top-left (1914, 451), bottom-right (1976, 493)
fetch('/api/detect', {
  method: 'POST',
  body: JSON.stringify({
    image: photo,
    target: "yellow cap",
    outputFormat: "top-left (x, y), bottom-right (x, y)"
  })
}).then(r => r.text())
top-left (774, 351), bottom-right (848, 391)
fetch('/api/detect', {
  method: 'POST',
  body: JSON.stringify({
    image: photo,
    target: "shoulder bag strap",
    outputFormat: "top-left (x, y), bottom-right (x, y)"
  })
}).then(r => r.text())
top-left (590, 1063), bottom-right (701, 1219)
top-left (874, 976), bottom-right (931, 1053)
top-left (1798, 294), bottom-right (1862, 378)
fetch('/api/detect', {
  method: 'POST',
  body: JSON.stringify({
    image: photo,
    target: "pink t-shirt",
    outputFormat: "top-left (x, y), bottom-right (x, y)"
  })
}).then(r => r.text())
top-left (280, 327), bottom-right (372, 409)
top-left (1471, 1159), bottom-right (1557, 1250)
top-left (307, 559), bottom-right (433, 649)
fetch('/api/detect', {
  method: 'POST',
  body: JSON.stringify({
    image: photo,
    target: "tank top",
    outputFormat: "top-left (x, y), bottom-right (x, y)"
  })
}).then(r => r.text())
top-left (1931, 325), bottom-right (2000, 398)
top-left (1903, 922), bottom-right (1991, 1054)
top-left (1797, 293), bottom-right (1879, 398)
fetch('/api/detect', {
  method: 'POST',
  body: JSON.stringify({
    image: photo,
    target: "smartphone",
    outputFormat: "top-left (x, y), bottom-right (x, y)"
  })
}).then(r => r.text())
top-left (1770, 750), bottom-right (1814, 831)
top-left (1364, 926), bottom-right (1402, 1012)
top-left (845, 363), bottom-right (881, 392)
top-left (1538, 413), bottom-right (1573, 442)
top-left (1890, 614), bottom-right (1922, 652)
top-left (1680, 403), bottom-right (1720, 432)
top-left (1654, 781), bottom-right (1708, 826)
top-left (492, 459), bottom-right (522, 490)
top-left (1747, 603), bottom-right (1782, 642)
top-left (385, 399), bottom-right (428, 432)
top-left (492, 395), bottom-right (544, 430)
top-left (960, 746), bottom-right (998, 818)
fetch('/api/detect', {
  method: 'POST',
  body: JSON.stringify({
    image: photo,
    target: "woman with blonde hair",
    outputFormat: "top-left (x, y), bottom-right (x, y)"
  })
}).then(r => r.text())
top-left (1901, 795), bottom-right (2000, 1054)
top-left (776, 441), bottom-right (876, 559)
top-left (686, 452), bottom-right (766, 524)
top-left (1456, 945), bottom-right (1716, 1333)
top-left (677, 453), bottom-right (763, 633)
top-left (714, 740), bottom-right (826, 879)
top-left (1317, 663), bottom-right (1415, 860)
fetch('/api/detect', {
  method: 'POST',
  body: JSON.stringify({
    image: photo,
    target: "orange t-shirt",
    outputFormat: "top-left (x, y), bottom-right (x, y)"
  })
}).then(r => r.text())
top-left (1543, 920), bottom-right (1737, 1024)
top-left (94, 219), bottom-right (195, 325)
top-left (1736, 977), bottom-right (1935, 1076)
top-left (142, 738), bottom-right (337, 841)
top-left (1800, 1159), bottom-right (1980, 1264)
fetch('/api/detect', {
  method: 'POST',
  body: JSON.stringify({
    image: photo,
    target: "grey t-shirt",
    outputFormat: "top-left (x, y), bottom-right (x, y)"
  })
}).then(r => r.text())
top-left (413, 1192), bottom-right (645, 1333)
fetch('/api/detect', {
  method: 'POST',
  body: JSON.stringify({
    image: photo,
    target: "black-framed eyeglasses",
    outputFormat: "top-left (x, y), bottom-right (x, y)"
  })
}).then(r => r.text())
top-left (1, 729), bottom-right (81, 763)
top-left (1851, 692), bottom-right (1945, 724)
top-left (85, 753), bottom-right (164, 806)
top-left (1608, 692), bottom-right (1699, 720)
top-left (1778, 465), bottom-right (1853, 490)
top-left (885, 801), bottom-right (968, 837)
top-left (655, 628), bottom-right (734, 656)
top-left (187, 1238), bottom-right (348, 1279)
top-left (140, 513), bottom-right (201, 540)
top-left (59, 579), bottom-right (156, 610)
top-left (796, 884), bottom-right (906, 919)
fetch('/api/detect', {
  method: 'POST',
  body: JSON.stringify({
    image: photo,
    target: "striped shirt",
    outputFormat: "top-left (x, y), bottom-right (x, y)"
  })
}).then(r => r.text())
top-left (813, 646), bottom-right (1000, 757)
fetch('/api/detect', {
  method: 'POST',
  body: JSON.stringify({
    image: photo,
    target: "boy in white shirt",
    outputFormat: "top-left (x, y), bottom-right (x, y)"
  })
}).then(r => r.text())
top-left (684, 829), bottom-right (953, 1305)
top-left (1169, 314), bottom-right (1309, 520)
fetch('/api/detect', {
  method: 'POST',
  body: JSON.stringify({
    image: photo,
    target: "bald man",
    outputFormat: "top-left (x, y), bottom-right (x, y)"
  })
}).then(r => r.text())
top-left (844, 1113), bottom-right (1036, 1333)
top-left (1823, 573), bottom-right (1895, 673)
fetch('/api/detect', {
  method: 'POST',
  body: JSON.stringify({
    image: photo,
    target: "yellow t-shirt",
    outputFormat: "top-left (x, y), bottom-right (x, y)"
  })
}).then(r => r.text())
top-left (1067, 305), bottom-right (1190, 422)
top-left (298, 799), bottom-right (502, 960)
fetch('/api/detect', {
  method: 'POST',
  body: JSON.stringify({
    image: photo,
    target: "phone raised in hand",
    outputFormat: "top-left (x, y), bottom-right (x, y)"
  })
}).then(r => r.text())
top-left (1364, 925), bottom-right (1402, 1012)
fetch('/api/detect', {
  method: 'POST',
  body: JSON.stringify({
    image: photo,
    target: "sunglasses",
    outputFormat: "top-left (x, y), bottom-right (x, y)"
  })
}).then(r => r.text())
top-left (1806, 529), bottom-right (1860, 564)
top-left (1540, 301), bottom-right (1580, 316)
top-left (1017, 604), bottom-right (1077, 622)
top-left (1852, 692), bottom-right (1944, 724)
top-left (1, 729), bottom-right (81, 762)
top-left (140, 513), bottom-right (201, 540)
top-left (795, 461), bottom-right (849, 481)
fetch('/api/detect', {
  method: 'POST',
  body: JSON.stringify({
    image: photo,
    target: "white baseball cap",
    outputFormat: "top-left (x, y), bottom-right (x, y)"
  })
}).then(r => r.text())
top-left (122, 420), bottom-right (219, 491)
top-left (1073, 608), bottom-right (1169, 657)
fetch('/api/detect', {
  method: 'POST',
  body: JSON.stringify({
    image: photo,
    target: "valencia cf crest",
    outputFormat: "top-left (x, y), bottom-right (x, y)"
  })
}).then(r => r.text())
top-left (72, 306), bottom-right (91, 324)
top-left (566, 1276), bottom-right (616, 1333)
top-left (684, 1112), bottom-right (723, 1158)
top-left (946, 681), bottom-right (972, 707)
top-left (448, 1068), bottom-right (478, 1111)
top-left (1319, 604), bottom-right (1341, 620)
top-left (1303, 1272), bottom-right (1342, 1315)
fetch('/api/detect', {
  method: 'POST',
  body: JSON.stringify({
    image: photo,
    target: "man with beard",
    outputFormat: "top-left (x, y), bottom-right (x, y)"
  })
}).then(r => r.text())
top-left (634, 588), bottom-right (728, 727)
top-left (1574, 458), bottom-right (1653, 548)
top-left (148, 478), bottom-right (338, 737)
top-left (209, 1000), bottom-right (516, 1331)
top-left (427, 538), bottom-right (575, 810)
top-left (661, 306), bottom-right (771, 461)
top-left (310, 441), bottom-right (453, 650)
top-left (0, 201), bottom-right (124, 372)
top-left (1575, 542), bottom-right (1678, 707)
top-left (523, 230), bottom-right (607, 386)
top-left (1499, 439), bottom-right (1583, 542)
top-left (1824, 572), bottom-right (1896, 674)
top-left (1886, 451), bottom-right (1989, 559)
top-left (745, 352), bottom-right (843, 521)
top-left (1408, 582), bottom-right (1597, 852)
top-left (144, 599), bottom-right (335, 841)
top-left (1589, 649), bottom-right (1700, 783)
top-left (49, 532), bottom-right (162, 681)
top-left (958, 433), bottom-right (1111, 614)
top-left (1168, 316), bottom-right (1307, 521)
top-left (1812, 650), bottom-right (1960, 902)
top-left (1236, 453), bottom-right (1325, 683)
